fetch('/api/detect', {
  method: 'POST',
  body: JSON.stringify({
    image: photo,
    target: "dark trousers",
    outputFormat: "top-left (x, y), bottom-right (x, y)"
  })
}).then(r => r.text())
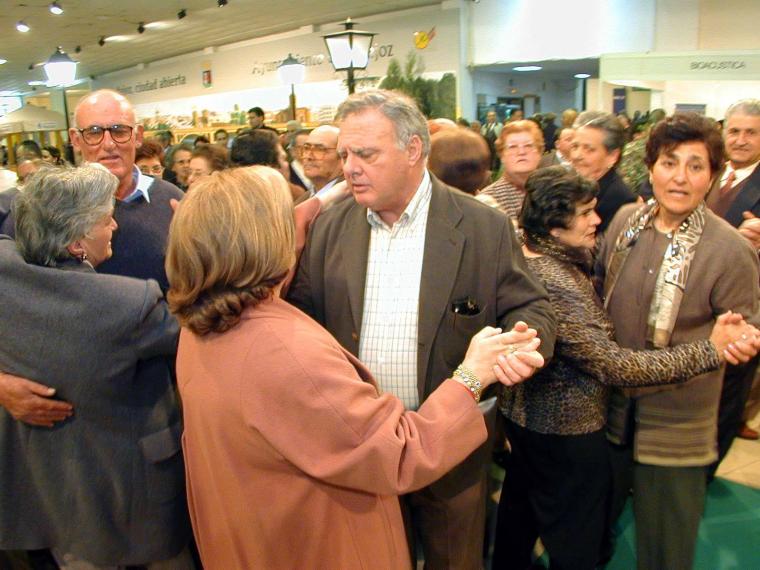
top-left (491, 421), bottom-right (610, 570)
top-left (607, 442), bottom-right (707, 570)
top-left (708, 354), bottom-right (759, 478)
top-left (401, 476), bottom-right (487, 570)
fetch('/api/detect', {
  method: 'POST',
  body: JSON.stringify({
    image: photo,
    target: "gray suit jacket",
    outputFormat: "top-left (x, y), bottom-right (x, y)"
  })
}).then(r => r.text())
top-left (0, 238), bottom-right (189, 565)
top-left (287, 175), bottom-right (556, 492)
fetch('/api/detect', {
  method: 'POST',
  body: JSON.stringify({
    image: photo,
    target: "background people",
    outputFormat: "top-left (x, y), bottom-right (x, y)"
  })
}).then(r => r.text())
top-left (135, 139), bottom-right (166, 178)
top-left (480, 120), bottom-right (545, 220)
top-left (187, 144), bottom-right (229, 190)
top-left (571, 111), bottom-right (636, 234)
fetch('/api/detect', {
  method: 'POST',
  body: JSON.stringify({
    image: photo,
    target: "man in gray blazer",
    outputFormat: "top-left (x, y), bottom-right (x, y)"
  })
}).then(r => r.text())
top-left (0, 236), bottom-right (188, 565)
top-left (288, 90), bottom-right (556, 569)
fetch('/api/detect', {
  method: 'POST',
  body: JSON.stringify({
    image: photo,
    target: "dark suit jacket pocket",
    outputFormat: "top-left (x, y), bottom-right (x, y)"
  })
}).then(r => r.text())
top-left (440, 306), bottom-right (488, 370)
top-left (139, 423), bottom-right (184, 504)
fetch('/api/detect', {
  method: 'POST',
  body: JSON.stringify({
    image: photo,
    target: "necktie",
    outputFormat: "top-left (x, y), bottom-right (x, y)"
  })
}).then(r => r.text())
top-left (720, 170), bottom-right (736, 195)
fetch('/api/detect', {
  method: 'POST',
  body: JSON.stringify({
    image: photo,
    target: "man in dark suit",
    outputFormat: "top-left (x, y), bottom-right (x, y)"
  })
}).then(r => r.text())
top-left (288, 90), bottom-right (556, 569)
top-left (708, 98), bottom-right (760, 475)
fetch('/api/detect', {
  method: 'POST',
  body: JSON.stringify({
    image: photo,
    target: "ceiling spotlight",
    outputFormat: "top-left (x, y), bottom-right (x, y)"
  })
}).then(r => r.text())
top-left (28, 80), bottom-right (47, 86)
top-left (16, 21), bottom-right (31, 33)
top-left (178, 9), bottom-right (187, 19)
top-left (28, 63), bottom-right (35, 70)
top-left (0, 58), bottom-right (7, 65)
top-left (574, 73), bottom-right (591, 79)
top-left (137, 22), bottom-right (146, 34)
top-left (74, 45), bottom-right (81, 53)
top-left (513, 65), bottom-right (542, 72)
top-left (217, 0), bottom-right (228, 6)
top-left (49, 2), bottom-right (64, 15)
top-left (99, 36), bottom-right (106, 46)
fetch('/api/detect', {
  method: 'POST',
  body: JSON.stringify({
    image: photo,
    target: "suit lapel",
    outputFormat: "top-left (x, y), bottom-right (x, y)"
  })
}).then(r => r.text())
top-left (725, 164), bottom-right (760, 227)
top-left (337, 203), bottom-right (371, 338)
top-left (417, 178), bottom-right (465, 391)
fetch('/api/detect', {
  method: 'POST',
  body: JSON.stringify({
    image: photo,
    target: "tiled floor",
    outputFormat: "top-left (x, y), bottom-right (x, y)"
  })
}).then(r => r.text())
top-left (716, 429), bottom-right (760, 489)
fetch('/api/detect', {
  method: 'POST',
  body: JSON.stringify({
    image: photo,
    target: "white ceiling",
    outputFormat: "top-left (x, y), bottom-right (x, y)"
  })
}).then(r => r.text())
top-left (0, 0), bottom-right (438, 95)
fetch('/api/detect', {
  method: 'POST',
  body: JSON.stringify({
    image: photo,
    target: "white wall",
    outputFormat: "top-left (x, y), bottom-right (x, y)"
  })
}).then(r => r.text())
top-left (699, 0), bottom-right (760, 50)
top-left (655, 0), bottom-right (699, 51)
top-left (660, 80), bottom-right (760, 118)
top-left (470, 0), bottom-right (655, 65)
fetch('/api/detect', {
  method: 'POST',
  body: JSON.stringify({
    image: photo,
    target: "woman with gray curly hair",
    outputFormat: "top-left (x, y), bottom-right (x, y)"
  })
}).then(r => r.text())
top-left (0, 165), bottom-right (191, 569)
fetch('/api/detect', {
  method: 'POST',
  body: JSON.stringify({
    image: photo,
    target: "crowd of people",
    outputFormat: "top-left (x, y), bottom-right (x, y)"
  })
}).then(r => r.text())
top-left (0, 88), bottom-right (759, 570)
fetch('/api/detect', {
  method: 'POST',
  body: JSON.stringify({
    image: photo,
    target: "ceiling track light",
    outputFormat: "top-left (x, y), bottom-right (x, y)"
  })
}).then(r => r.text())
top-left (74, 45), bottom-right (81, 53)
top-left (218, 0), bottom-right (228, 6)
top-left (99, 36), bottom-right (106, 46)
top-left (178, 9), bottom-right (187, 19)
top-left (137, 22), bottom-right (146, 33)
top-left (49, 2), bottom-right (64, 15)
top-left (16, 21), bottom-right (31, 33)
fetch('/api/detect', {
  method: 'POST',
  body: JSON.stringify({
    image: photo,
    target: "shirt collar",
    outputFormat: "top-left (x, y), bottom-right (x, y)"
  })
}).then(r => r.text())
top-left (314, 176), bottom-right (341, 198)
top-left (121, 166), bottom-right (152, 203)
top-left (366, 169), bottom-right (431, 229)
top-left (724, 159), bottom-right (760, 183)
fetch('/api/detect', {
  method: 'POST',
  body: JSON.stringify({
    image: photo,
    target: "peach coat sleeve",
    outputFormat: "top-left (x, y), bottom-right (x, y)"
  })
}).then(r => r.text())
top-left (239, 312), bottom-right (487, 496)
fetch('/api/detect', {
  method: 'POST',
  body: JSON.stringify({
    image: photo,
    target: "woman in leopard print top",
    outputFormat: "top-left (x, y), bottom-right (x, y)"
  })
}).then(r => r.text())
top-left (491, 166), bottom-right (751, 570)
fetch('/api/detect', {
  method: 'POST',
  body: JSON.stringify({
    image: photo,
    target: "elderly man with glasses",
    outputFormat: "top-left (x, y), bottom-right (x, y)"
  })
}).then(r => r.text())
top-left (0, 90), bottom-right (184, 432)
top-left (295, 125), bottom-right (344, 202)
top-left (69, 89), bottom-right (184, 290)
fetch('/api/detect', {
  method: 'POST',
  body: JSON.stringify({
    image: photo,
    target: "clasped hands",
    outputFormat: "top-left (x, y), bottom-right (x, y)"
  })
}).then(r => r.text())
top-left (461, 321), bottom-right (544, 389)
top-left (710, 310), bottom-right (760, 365)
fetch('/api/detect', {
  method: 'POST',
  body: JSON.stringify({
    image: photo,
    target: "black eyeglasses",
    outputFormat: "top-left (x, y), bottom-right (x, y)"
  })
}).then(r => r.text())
top-left (299, 143), bottom-right (337, 158)
top-left (77, 124), bottom-right (134, 145)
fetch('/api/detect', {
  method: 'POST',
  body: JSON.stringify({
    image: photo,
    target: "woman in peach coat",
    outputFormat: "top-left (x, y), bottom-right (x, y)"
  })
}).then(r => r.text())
top-left (166, 166), bottom-right (544, 569)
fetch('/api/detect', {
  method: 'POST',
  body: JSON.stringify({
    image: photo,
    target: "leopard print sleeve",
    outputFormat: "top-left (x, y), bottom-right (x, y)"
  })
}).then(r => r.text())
top-left (533, 256), bottom-right (721, 388)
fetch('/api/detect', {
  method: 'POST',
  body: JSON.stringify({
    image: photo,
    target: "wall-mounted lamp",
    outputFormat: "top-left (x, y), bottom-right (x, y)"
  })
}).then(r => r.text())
top-left (323, 18), bottom-right (375, 94)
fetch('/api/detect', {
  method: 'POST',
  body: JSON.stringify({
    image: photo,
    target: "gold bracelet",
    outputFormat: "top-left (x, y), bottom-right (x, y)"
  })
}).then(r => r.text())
top-left (453, 365), bottom-right (482, 403)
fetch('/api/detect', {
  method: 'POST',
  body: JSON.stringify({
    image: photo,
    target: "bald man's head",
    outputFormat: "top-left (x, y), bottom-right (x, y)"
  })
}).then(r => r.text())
top-left (70, 90), bottom-right (144, 197)
top-left (302, 125), bottom-right (342, 190)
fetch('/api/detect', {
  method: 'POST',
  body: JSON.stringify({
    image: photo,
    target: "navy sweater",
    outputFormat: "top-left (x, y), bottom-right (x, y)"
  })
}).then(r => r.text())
top-left (98, 178), bottom-right (183, 291)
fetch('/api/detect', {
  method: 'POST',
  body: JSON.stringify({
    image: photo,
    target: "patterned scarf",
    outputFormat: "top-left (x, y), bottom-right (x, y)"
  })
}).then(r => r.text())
top-left (603, 199), bottom-right (706, 348)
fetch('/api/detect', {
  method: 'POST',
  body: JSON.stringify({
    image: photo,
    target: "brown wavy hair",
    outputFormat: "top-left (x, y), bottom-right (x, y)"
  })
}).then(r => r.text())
top-left (166, 166), bottom-right (295, 335)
